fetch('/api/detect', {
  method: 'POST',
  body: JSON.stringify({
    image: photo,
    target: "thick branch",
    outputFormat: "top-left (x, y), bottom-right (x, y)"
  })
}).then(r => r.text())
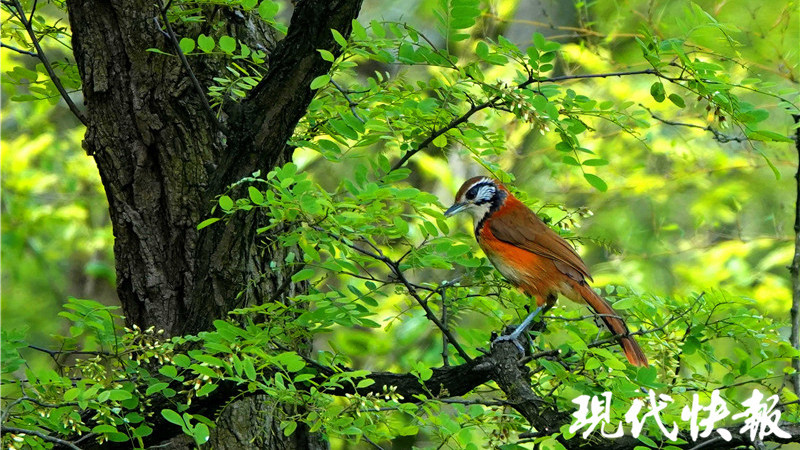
top-left (155, 0), bottom-right (223, 133)
top-left (220, 0), bottom-right (364, 186)
top-left (181, 0), bottom-right (364, 335)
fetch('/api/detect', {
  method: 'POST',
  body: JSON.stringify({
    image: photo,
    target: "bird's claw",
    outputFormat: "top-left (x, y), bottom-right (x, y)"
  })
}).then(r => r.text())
top-left (491, 333), bottom-right (526, 354)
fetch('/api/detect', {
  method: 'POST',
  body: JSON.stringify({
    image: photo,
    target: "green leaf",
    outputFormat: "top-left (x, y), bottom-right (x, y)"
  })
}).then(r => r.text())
top-left (173, 354), bottom-right (191, 367)
top-left (475, 41), bottom-right (489, 59)
top-left (105, 389), bottom-right (132, 401)
top-left (749, 129), bottom-right (792, 143)
top-left (92, 424), bottom-right (119, 434)
top-left (197, 217), bottom-right (220, 230)
top-left (649, 82), bottom-right (665, 102)
top-left (356, 378), bottom-right (375, 388)
top-left (432, 134), bottom-right (447, 147)
top-left (159, 365), bottom-right (178, 378)
top-left (371, 20), bottom-right (385, 38)
top-left (218, 35), bottom-right (236, 54)
top-left (196, 383), bottom-right (217, 397)
top-left (259, 1), bottom-right (279, 20)
top-left (393, 216), bottom-right (409, 235)
top-left (179, 38), bottom-right (195, 54)
top-left (161, 408), bottom-right (184, 426)
top-left (329, 119), bottom-right (358, 139)
top-left (281, 420), bottom-right (298, 436)
top-left (219, 195), bottom-right (234, 211)
top-left (133, 425), bottom-right (153, 438)
top-left (583, 173), bottom-right (608, 192)
top-left (318, 49), bottom-right (335, 62)
top-left (197, 34), bottom-right (215, 53)
top-left (668, 93), bottom-right (685, 108)
top-left (310, 74), bottom-right (330, 90)
top-left (193, 423), bottom-right (210, 445)
top-left (331, 29), bottom-right (347, 47)
top-left (291, 268), bottom-right (315, 282)
top-left (146, 382), bottom-right (170, 396)
top-left (248, 186), bottom-right (264, 204)
top-left (612, 297), bottom-right (636, 310)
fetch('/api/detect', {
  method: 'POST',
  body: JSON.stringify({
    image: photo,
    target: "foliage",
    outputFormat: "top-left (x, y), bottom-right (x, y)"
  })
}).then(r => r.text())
top-left (2, 0), bottom-right (799, 448)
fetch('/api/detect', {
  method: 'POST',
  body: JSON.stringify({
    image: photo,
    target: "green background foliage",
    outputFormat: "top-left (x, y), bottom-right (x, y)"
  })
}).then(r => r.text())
top-left (2, 0), bottom-right (799, 448)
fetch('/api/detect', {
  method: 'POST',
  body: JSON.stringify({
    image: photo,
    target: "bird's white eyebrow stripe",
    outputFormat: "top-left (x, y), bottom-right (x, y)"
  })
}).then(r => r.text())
top-left (465, 177), bottom-right (493, 193)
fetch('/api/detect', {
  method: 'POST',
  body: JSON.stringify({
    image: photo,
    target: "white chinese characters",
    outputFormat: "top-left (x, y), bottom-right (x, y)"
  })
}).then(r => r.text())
top-left (570, 389), bottom-right (791, 442)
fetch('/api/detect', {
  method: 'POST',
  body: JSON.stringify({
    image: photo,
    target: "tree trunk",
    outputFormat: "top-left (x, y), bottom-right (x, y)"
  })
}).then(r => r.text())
top-left (65, 0), bottom-right (363, 447)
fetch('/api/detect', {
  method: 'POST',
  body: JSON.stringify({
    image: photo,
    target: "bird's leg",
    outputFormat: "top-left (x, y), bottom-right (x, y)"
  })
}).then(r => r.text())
top-left (492, 304), bottom-right (550, 353)
top-left (593, 315), bottom-right (605, 341)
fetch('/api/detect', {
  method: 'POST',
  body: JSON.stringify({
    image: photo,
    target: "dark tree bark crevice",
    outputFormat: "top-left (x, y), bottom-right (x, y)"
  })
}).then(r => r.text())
top-left (65, 0), bottom-right (364, 447)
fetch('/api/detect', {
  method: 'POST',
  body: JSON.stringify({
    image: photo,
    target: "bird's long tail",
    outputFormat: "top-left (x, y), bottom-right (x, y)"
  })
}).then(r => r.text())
top-left (576, 283), bottom-right (649, 367)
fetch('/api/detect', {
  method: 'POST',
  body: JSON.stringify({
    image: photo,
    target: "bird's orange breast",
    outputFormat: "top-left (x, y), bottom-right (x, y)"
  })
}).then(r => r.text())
top-left (478, 221), bottom-right (561, 305)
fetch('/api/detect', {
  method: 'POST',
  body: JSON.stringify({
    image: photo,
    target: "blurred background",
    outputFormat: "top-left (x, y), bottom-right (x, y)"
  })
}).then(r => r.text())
top-left (2, 0), bottom-right (797, 378)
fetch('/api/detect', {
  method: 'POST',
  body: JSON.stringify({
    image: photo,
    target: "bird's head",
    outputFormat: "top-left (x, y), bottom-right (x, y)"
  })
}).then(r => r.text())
top-left (444, 176), bottom-right (507, 221)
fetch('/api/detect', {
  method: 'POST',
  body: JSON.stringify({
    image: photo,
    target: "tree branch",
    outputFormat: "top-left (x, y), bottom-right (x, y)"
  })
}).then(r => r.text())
top-left (390, 100), bottom-right (494, 172)
top-left (641, 105), bottom-right (748, 143)
top-left (0, 41), bottom-right (37, 57)
top-left (389, 68), bottom-right (683, 172)
top-left (221, 0), bottom-right (364, 186)
top-left (790, 113), bottom-right (800, 396)
top-left (0, 426), bottom-right (82, 450)
top-left (313, 226), bottom-right (473, 362)
top-left (9, 0), bottom-right (87, 125)
top-left (331, 79), bottom-right (365, 123)
top-left (154, 0), bottom-right (225, 133)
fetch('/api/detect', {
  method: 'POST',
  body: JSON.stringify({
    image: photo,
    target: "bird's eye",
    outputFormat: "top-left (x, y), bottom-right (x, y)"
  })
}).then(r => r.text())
top-left (465, 188), bottom-right (476, 200)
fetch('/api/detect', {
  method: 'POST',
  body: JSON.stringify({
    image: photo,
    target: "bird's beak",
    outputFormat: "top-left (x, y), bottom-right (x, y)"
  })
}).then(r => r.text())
top-left (444, 202), bottom-right (468, 217)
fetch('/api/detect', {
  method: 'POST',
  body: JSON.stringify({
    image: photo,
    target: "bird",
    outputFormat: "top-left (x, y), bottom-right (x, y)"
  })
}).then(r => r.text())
top-left (444, 176), bottom-right (649, 367)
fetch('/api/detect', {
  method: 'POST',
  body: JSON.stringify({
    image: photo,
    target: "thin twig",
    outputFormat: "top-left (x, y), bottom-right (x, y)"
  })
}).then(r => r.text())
top-left (0, 426), bottom-right (82, 450)
top-left (27, 345), bottom-right (110, 357)
top-left (362, 435), bottom-right (385, 450)
top-left (641, 104), bottom-right (748, 143)
top-left (534, 68), bottom-right (661, 84)
top-left (390, 101), bottom-right (494, 171)
top-left (389, 67), bottom-right (680, 172)
top-left (1, 42), bottom-right (37, 57)
top-left (314, 227), bottom-right (472, 362)
top-left (331, 79), bottom-right (365, 123)
top-left (155, 0), bottom-right (226, 133)
top-left (10, 0), bottom-right (87, 125)
top-left (26, 0), bottom-right (36, 22)
top-left (441, 286), bottom-right (450, 367)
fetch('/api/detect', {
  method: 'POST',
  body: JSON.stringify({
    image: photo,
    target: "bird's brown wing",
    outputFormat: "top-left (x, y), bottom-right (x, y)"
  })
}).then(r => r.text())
top-left (488, 202), bottom-right (593, 283)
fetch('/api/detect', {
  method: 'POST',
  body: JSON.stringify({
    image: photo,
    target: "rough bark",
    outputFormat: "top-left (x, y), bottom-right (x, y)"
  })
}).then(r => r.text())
top-left (64, 0), bottom-right (363, 447)
top-left (790, 114), bottom-right (800, 396)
